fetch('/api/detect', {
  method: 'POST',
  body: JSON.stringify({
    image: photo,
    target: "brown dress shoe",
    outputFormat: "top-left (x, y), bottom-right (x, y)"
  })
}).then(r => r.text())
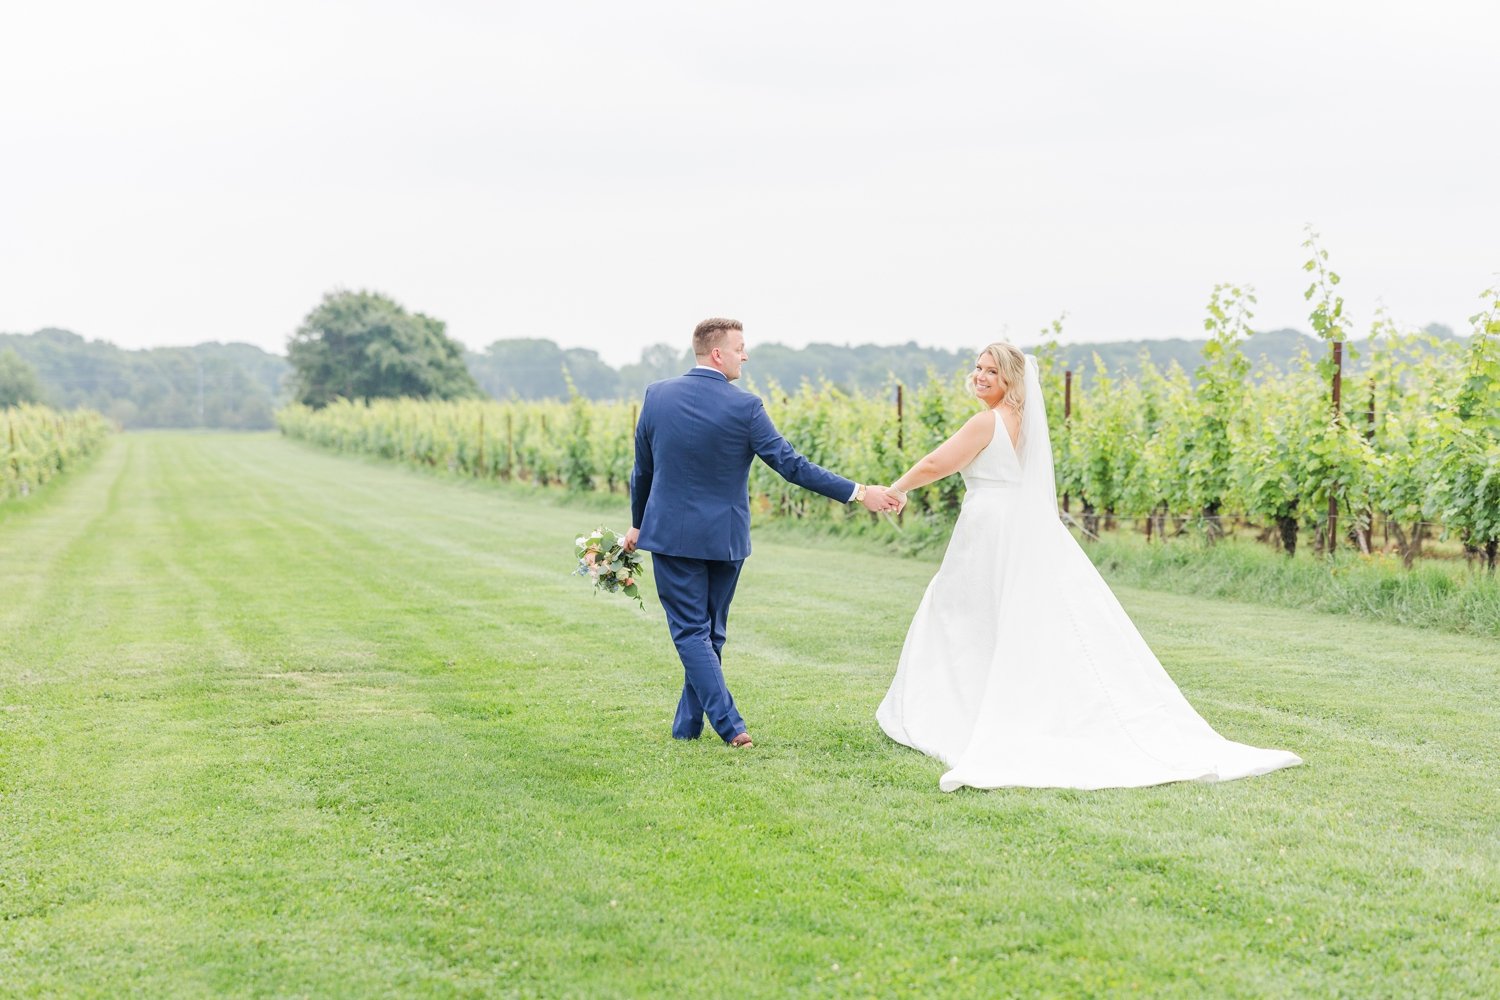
top-left (729, 732), bottom-right (754, 748)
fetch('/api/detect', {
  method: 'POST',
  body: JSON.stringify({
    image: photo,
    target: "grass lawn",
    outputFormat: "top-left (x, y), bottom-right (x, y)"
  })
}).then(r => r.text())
top-left (2, 432), bottom-right (1496, 998)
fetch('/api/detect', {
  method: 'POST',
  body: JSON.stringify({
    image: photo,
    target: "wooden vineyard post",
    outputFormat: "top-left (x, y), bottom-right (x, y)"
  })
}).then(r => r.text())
top-left (1062, 373), bottom-right (1074, 521)
top-left (1361, 378), bottom-right (1376, 553)
top-left (505, 411), bottom-right (514, 481)
top-left (1327, 340), bottom-right (1343, 552)
top-left (893, 384), bottom-right (905, 523)
top-left (895, 383), bottom-right (904, 451)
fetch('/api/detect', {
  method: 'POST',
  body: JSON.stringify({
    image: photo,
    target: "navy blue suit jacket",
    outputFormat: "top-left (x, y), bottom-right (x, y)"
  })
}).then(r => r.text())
top-left (630, 369), bottom-right (855, 561)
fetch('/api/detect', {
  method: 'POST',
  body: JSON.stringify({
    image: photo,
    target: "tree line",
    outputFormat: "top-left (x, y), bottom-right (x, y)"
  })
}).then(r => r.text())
top-left (0, 330), bottom-right (285, 429)
top-left (1, 289), bottom-right (1465, 427)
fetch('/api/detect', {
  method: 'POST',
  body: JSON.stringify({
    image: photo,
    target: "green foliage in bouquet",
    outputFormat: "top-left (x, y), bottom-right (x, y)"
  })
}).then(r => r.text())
top-left (573, 527), bottom-right (647, 608)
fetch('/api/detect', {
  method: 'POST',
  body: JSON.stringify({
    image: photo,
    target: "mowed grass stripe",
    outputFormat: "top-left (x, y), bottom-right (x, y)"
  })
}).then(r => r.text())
top-left (1, 431), bottom-right (1495, 998)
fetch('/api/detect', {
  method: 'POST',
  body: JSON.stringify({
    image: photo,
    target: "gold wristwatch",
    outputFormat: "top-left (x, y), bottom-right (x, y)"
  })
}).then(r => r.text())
top-left (852, 483), bottom-right (867, 504)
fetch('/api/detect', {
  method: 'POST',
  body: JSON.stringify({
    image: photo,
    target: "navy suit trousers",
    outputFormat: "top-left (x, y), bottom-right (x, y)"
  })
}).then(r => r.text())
top-left (651, 553), bottom-right (746, 742)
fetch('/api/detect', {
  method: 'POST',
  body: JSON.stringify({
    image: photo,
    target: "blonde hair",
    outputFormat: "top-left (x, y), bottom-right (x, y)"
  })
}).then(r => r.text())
top-left (692, 318), bottom-right (742, 357)
top-left (966, 341), bottom-right (1027, 411)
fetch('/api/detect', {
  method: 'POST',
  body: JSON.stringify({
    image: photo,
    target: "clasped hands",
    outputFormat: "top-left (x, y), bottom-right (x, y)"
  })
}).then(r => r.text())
top-left (622, 486), bottom-right (905, 554)
top-left (859, 485), bottom-right (907, 514)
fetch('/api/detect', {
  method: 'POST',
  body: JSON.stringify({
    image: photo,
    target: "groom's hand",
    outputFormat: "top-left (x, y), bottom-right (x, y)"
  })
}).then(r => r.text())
top-left (623, 527), bottom-right (640, 553)
top-left (860, 485), bottom-right (901, 513)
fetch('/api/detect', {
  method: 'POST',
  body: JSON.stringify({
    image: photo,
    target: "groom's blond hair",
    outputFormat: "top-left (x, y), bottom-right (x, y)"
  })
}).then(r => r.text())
top-left (693, 318), bottom-right (742, 357)
top-left (967, 342), bottom-right (1027, 410)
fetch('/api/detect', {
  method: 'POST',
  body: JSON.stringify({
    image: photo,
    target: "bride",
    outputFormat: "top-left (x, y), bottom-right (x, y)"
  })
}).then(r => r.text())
top-left (878, 342), bottom-right (1302, 791)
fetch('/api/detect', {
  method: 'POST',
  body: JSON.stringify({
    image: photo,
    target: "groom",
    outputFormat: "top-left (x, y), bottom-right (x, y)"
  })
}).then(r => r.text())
top-left (624, 318), bottom-right (899, 748)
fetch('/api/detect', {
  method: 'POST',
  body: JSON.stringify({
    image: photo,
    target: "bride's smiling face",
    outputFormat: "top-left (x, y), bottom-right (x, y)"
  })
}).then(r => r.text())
top-left (971, 355), bottom-right (1006, 407)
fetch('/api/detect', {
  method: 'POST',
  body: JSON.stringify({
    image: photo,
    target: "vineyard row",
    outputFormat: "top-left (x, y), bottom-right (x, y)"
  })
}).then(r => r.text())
top-left (277, 297), bottom-right (1499, 569)
top-left (1, 404), bottom-right (114, 503)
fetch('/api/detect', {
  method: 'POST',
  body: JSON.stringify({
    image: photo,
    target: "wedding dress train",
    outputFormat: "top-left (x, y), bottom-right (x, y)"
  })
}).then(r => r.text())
top-left (876, 358), bottom-right (1302, 791)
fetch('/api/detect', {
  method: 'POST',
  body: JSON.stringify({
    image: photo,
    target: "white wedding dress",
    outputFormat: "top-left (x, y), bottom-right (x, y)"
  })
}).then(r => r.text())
top-left (877, 357), bottom-right (1302, 792)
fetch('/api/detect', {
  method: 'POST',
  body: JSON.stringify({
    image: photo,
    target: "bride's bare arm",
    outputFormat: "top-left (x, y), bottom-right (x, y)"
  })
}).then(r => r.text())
top-left (891, 410), bottom-right (997, 495)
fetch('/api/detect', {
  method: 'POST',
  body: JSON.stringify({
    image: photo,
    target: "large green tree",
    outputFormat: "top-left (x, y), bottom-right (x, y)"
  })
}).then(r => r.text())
top-left (0, 348), bottom-right (43, 406)
top-left (288, 291), bottom-right (479, 407)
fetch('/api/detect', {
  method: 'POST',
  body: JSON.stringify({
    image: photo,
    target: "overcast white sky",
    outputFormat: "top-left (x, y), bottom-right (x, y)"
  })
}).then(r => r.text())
top-left (2, 1), bottom-right (1496, 365)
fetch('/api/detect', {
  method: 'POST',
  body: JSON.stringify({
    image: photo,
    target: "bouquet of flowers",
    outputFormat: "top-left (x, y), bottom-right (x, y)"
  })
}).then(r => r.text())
top-left (574, 527), bottom-right (647, 609)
